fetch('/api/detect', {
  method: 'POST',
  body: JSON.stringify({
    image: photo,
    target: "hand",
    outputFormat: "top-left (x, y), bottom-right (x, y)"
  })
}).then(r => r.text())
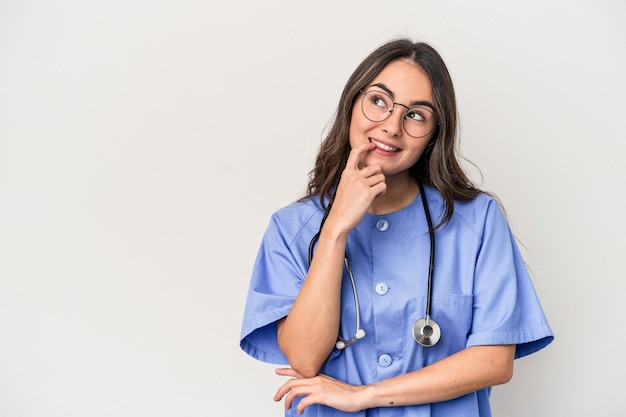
top-left (273, 368), bottom-right (366, 415)
top-left (326, 142), bottom-right (386, 234)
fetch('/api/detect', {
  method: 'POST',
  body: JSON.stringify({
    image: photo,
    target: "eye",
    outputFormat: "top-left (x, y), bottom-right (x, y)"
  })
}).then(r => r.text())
top-left (406, 109), bottom-right (426, 122)
top-left (369, 93), bottom-right (391, 109)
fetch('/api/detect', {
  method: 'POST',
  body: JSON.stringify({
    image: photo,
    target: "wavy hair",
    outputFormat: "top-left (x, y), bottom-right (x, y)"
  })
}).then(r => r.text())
top-left (304, 38), bottom-right (481, 227)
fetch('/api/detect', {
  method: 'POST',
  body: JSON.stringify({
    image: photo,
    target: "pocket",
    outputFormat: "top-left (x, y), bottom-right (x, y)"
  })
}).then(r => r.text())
top-left (422, 293), bottom-right (474, 364)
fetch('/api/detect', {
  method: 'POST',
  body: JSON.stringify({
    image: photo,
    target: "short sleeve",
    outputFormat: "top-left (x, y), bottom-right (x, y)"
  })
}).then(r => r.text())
top-left (239, 206), bottom-right (317, 365)
top-left (466, 199), bottom-right (554, 359)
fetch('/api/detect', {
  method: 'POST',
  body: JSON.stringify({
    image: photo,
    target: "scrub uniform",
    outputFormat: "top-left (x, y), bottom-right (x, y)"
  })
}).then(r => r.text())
top-left (240, 187), bottom-right (553, 417)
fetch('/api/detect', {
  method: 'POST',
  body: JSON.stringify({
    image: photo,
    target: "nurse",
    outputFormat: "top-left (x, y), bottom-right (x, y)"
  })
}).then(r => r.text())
top-left (240, 38), bottom-right (553, 416)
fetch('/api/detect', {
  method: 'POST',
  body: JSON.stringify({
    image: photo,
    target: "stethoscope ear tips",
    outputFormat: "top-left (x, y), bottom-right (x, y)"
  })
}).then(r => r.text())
top-left (336, 328), bottom-right (366, 350)
top-left (412, 317), bottom-right (441, 347)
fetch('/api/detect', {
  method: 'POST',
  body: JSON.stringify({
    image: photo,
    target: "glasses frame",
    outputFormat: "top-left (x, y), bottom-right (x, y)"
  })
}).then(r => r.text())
top-left (359, 89), bottom-right (438, 139)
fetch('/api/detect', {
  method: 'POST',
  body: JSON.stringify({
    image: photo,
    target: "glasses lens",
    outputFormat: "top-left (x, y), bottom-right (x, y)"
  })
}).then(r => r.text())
top-left (361, 90), bottom-right (393, 122)
top-left (403, 106), bottom-right (436, 138)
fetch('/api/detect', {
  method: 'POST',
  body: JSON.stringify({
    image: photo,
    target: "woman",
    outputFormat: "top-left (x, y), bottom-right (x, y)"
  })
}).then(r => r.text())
top-left (240, 38), bottom-right (553, 416)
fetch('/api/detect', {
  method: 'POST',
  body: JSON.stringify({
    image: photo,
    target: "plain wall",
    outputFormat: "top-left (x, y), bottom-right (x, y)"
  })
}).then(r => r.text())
top-left (1, 1), bottom-right (625, 416)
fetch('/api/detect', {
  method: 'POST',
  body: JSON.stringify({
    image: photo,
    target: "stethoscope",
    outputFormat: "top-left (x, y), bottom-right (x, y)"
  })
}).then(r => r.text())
top-left (308, 182), bottom-right (441, 350)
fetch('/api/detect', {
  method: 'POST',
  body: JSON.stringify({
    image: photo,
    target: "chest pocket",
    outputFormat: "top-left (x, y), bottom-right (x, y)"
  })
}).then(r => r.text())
top-left (422, 292), bottom-right (474, 365)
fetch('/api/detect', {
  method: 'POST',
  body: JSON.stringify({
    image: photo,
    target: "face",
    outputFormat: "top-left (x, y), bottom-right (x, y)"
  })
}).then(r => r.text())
top-left (349, 59), bottom-right (436, 178)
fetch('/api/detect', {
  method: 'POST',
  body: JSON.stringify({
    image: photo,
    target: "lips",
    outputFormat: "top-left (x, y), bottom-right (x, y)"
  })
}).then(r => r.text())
top-left (371, 139), bottom-right (400, 153)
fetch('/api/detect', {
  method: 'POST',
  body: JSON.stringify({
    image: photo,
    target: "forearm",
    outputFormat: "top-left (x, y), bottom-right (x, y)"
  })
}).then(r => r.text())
top-left (362, 345), bottom-right (515, 408)
top-left (278, 145), bottom-right (386, 377)
top-left (277, 225), bottom-right (349, 377)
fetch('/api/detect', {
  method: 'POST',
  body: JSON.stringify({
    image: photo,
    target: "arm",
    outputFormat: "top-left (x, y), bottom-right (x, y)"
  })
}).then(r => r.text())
top-left (276, 223), bottom-right (347, 378)
top-left (277, 143), bottom-right (385, 378)
top-left (364, 344), bottom-right (514, 407)
top-left (274, 344), bottom-right (515, 414)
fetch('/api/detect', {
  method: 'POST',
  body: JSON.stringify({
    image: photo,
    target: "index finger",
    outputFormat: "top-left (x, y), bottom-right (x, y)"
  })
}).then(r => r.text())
top-left (275, 368), bottom-right (303, 378)
top-left (346, 142), bottom-right (376, 170)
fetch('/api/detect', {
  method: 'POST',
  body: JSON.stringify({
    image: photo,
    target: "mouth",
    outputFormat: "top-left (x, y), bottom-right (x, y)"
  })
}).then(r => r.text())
top-left (370, 138), bottom-right (400, 153)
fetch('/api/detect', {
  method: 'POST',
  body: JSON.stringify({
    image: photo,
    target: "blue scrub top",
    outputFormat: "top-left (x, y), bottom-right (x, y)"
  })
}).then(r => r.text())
top-left (240, 187), bottom-right (553, 417)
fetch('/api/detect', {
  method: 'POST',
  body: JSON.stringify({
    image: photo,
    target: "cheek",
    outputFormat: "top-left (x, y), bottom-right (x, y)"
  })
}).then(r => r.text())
top-left (408, 143), bottom-right (430, 164)
top-left (349, 110), bottom-right (373, 142)
top-left (348, 112), bottom-right (363, 146)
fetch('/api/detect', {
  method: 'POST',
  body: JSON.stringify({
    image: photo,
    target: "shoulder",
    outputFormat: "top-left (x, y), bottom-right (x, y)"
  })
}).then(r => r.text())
top-left (267, 197), bottom-right (325, 246)
top-left (454, 192), bottom-right (501, 222)
top-left (271, 197), bottom-right (324, 225)
top-left (425, 187), bottom-right (506, 238)
top-left (454, 193), bottom-right (509, 243)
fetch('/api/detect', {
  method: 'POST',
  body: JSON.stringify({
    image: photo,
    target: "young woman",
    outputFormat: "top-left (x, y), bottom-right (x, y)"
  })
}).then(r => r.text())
top-left (240, 38), bottom-right (553, 417)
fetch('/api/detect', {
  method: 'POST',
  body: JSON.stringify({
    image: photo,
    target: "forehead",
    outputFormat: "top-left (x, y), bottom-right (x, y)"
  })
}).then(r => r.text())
top-left (369, 59), bottom-right (433, 102)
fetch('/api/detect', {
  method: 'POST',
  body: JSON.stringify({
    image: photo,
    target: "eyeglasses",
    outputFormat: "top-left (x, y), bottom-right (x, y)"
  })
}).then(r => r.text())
top-left (359, 89), bottom-right (437, 138)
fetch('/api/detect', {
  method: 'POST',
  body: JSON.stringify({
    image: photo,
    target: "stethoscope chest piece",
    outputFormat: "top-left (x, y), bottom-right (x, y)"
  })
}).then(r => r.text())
top-left (412, 317), bottom-right (441, 347)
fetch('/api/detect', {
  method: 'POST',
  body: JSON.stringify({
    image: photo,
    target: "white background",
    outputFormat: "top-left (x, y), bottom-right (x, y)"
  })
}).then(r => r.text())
top-left (1, 1), bottom-right (624, 416)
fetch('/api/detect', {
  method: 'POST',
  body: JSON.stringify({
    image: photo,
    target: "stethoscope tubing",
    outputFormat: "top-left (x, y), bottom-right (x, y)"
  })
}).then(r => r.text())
top-left (418, 182), bottom-right (435, 322)
top-left (307, 182), bottom-right (439, 348)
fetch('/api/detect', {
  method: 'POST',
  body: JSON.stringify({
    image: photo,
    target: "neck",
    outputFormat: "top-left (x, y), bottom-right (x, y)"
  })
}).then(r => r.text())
top-left (369, 173), bottom-right (420, 215)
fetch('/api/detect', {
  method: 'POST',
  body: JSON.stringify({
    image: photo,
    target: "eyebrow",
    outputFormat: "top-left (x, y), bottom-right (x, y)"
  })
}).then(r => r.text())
top-left (370, 82), bottom-right (435, 109)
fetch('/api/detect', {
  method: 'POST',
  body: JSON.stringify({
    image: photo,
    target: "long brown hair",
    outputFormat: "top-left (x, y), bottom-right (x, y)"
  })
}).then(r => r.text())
top-left (304, 38), bottom-right (481, 227)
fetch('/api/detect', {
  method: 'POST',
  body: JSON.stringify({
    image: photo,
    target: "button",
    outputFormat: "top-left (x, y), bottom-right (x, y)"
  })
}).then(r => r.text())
top-left (375, 282), bottom-right (389, 295)
top-left (376, 219), bottom-right (389, 232)
top-left (378, 354), bottom-right (392, 367)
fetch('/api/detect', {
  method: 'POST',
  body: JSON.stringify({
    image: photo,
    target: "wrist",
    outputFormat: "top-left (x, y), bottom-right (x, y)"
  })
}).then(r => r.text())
top-left (319, 218), bottom-right (350, 245)
top-left (357, 384), bottom-right (378, 410)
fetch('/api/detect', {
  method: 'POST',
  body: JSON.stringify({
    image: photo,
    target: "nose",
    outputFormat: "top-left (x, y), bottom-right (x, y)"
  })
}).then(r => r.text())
top-left (380, 103), bottom-right (406, 137)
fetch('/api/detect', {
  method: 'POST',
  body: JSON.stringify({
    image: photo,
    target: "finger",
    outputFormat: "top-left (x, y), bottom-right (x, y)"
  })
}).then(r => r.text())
top-left (275, 368), bottom-right (303, 378)
top-left (283, 389), bottom-right (295, 411)
top-left (273, 375), bottom-right (309, 403)
top-left (296, 394), bottom-right (318, 415)
top-left (358, 164), bottom-right (384, 180)
top-left (284, 383), bottom-right (316, 413)
top-left (371, 181), bottom-right (387, 198)
top-left (273, 385), bottom-right (287, 402)
top-left (279, 382), bottom-right (307, 411)
top-left (346, 142), bottom-right (376, 170)
top-left (273, 378), bottom-right (296, 402)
